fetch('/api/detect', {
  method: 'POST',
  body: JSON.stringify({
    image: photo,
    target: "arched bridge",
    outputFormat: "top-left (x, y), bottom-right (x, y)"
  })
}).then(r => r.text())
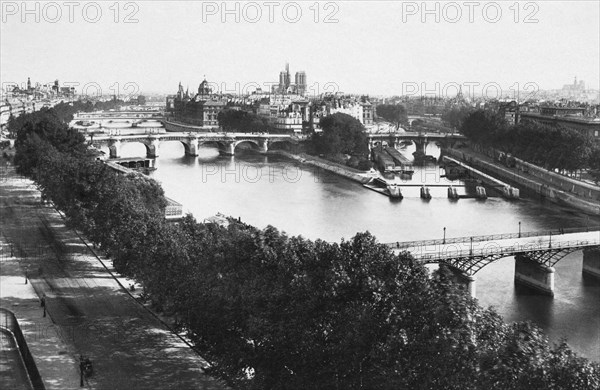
top-left (368, 132), bottom-right (466, 154)
top-left (88, 132), bottom-right (298, 158)
top-left (386, 227), bottom-right (600, 297)
top-left (75, 112), bottom-right (164, 120)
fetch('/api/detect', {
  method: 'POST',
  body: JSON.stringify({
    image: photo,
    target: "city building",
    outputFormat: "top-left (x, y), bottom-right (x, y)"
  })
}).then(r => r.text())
top-left (272, 63), bottom-right (307, 95)
top-left (166, 78), bottom-right (227, 128)
top-left (520, 106), bottom-right (600, 140)
top-left (563, 76), bottom-right (585, 93)
top-left (316, 94), bottom-right (374, 126)
top-left (1, 77), bottom-right (74, 133)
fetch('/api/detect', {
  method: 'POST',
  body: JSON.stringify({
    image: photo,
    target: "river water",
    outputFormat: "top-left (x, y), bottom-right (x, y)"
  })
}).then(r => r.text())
top-left (112, 141), bottom-right (600, 361)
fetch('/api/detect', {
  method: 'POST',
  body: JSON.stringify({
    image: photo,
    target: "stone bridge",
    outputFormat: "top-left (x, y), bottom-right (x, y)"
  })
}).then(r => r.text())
top-left (368, 132), bottom-right (467, 154)
top-left (88, 132), bottom-right (298, 158)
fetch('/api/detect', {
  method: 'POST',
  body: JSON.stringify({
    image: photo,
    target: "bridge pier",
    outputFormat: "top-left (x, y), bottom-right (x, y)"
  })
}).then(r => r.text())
top-left (222, 142), bottom-right (235, 156)
top-left (414, 138), bottom-right (427, 155)
top-left (146, 138), bottom-right (160, 158)
top-left (108, 140), bottom-right (121, 159)
top-left (514, 254), bottom-right (555, 296)
top-left (185, 137), bottom-right (199, 156)
top-left (582, 247), bottom-right (600, 279)
top-left (260, 140), bottom-right (269, 154)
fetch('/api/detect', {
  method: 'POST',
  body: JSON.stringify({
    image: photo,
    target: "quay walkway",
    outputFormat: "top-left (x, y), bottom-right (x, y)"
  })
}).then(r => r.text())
top-left (0, 164), bottom-right (227, 389)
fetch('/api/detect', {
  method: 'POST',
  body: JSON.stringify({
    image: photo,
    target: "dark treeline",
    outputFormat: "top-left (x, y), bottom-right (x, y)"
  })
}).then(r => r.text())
top-left (9, 106), bottom-right (600, 389)
top-left (308, 113), bottom-right (373, 170)
top-left (460, 109), bottom-right (600, 172)
top-left (217, 109), bottom-right (291, 134)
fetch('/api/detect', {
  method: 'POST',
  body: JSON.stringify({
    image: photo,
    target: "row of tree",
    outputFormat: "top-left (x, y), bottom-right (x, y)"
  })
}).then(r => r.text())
top-left (10, 107), bottom-right (167, 275)
top-left (218, 109), bottom-right (293, 134)
top-left (460, 109), bottom-right (600, 172)
top-left (10, 107), bottom-right (600, 389)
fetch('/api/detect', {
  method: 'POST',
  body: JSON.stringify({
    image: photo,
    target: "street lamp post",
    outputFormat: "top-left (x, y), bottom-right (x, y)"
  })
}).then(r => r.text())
top-left (470, 237), bottom-right (473, 256)
top-left (549, 232), bottom-right (552, 248)
top-left (518, 221), bottom-right (521, 238)
top-left (443, 227), bottom-right (446, 244)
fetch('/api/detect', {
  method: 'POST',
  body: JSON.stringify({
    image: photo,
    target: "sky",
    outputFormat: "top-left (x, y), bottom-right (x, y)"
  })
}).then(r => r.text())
top-left (1, 0), bottom-right (599, 97)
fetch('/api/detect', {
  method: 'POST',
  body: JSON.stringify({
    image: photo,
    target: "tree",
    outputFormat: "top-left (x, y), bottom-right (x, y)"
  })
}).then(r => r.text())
top-left (311, 113), bottom-right (369, 159)
top-left (442, 106), bottom-right (474, 129)
top-left (460, 109), bottom-right (507, 146)
top-left (376, 104), bottom-right (409, 130)
top-left (218, 109), bottom-right (274, 133)
top-left (11, 104), bottom-right (600, 390)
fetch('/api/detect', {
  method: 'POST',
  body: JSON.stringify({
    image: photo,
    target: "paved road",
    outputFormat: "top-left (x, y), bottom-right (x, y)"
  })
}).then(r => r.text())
top-left (0, 163), bottom-right (227, 389)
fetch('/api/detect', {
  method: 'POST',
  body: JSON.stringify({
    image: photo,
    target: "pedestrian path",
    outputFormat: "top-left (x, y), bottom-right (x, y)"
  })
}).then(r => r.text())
top-left (0, 255), bottom-right (80, 390)
top-left (1, 165), bottom-right (227, 389)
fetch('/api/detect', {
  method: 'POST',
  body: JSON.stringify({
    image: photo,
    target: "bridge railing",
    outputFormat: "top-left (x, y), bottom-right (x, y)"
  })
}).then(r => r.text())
top-left (408, 238), bottom-right (599, 263)
top-left (386, 226), bottom-right (600, 250)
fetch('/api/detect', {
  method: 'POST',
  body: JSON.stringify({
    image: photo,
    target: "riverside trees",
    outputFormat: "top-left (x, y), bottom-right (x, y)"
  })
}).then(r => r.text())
top-left (309, 113), bottom-right (372, 170)
top-left (11, 107), bottom-right (600, 389)
top-left (375, 104), bottom-right (409, 131)
top-left (460, 109), bottom-right (598, 173)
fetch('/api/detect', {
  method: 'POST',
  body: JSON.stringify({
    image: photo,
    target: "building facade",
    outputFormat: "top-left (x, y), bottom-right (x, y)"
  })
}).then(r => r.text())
top-left (272, 63), bottom-right (307, 95)
top-left (166, 79), bottom-right (226, 128)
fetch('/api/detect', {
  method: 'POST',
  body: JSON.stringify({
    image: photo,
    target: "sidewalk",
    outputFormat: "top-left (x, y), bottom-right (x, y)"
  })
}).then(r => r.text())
top-left (0, 163), bottom-right (227, 389)
top-left (1, 253), bottom-right (81, 390)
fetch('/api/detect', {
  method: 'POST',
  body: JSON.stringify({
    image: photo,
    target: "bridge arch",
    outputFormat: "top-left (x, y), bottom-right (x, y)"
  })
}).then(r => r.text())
top-left (107, 139), bottom-right (153, 159)
top-left (156, 139), bottom-right (193, 156)
top-left (268, 139), bottom-right (295, 152)
top-left (234, 139), bottom-right (260, 148)
top-left (198, 140), bottom-right (229, 154)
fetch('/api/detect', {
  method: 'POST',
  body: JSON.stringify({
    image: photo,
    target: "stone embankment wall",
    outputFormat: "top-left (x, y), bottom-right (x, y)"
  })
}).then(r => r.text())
top-left (0, 308), bottom-right (45, 390)
top-left (267, 150), bottom-right (371, 184)
top-left (446, 148), bottom-right (600, 215)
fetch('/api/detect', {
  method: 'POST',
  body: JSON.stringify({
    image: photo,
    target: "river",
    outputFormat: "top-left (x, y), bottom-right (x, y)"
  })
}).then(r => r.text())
top-left (112, 141), bottom-right (600, 361)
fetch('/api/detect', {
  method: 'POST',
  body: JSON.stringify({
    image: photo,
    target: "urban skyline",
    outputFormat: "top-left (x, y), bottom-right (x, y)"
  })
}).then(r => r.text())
top-left (1, 1), bottom-right (599, 96)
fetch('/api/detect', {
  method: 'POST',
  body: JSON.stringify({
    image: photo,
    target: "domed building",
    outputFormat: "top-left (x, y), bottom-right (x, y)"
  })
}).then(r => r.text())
top-left (166, 78), bottom-right (227, 128)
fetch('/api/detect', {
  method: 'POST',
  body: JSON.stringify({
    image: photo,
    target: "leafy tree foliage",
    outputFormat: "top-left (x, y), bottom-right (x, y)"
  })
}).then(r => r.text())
top-left (218, 109), bottom-right (279, 133)
top-left (460, 109), bottom-right (508, 145)
top-left (376, 104), bottom-right (409, 130)
top-left (442, 106), bottom-right (475, 129)
top-left (311, 113), bottom-right (369, 159)
top-left (11, 107), bottom-right (600, 390)
top-left (460, 109), bottom-right (598, 172)
top-left (11, 108), bottom-right (87, 176)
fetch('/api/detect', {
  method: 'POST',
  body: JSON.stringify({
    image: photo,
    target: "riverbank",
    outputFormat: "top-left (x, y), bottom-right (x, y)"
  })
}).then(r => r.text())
top-left (266, 150), bottom-right (372, 184)
top-left (445, 147), bottom-right (600, 216)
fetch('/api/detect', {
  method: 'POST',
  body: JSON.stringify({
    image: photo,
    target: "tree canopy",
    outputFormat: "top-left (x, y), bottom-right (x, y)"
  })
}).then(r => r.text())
top-left (311, 113), bottom-right (369, 158)
top-left (460, 109), bottom-right (598, 172)
top-left (442, 106), bottom-right (475, 129)
top-left (376, 104), bottom-right (409, 130)
top-left (218, 109), bottom-right (280, 133)
top-left (10, 106), bottom-right (600, 390)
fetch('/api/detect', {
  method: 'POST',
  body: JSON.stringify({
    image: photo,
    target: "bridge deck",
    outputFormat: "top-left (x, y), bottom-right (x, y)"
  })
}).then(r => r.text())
top-left (390, 230), bottom-right (600, 263)
top-left (369, 132), bottom-right (466, 139)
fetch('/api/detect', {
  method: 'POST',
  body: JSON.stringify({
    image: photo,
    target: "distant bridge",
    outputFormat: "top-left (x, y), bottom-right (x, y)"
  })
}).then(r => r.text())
top-left (385, 227), bottom-right (600, 297)
top-left (368, 132), bottom-right (466, 154)
top-left (88, 132), bottom-right (298, 158)
top-left (75, 111), bottom-right (164, 120)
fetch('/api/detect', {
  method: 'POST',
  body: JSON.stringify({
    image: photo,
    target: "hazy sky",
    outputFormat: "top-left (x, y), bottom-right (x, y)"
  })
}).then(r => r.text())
top-left (1, 1), bottom-right (599, 97)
